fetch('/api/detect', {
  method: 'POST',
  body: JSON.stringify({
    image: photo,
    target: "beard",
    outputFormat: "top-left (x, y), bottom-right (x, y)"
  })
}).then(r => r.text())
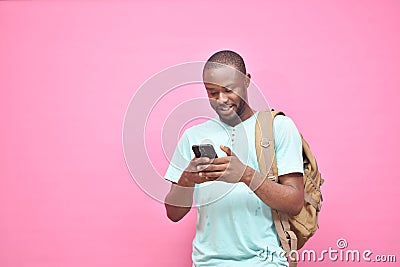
top-left (214, 98), bottom-right (247, 126)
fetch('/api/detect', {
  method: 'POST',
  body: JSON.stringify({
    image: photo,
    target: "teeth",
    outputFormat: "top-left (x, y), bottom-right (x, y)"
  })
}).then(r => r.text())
top-left (220, 106), bottom-right (232, 111)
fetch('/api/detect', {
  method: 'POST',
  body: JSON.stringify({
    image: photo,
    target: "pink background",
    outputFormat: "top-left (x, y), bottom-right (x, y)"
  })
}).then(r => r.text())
top-left (1, 1), bottom-right (399, 266)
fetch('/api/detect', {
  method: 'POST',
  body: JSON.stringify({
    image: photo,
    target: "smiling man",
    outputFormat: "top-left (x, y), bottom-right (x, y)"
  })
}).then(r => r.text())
top-left (164, 50), bottom-right (304, 267)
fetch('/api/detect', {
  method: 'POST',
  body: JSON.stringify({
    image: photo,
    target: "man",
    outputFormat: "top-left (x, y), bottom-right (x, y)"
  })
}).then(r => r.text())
top-left (164, 50), bottom-right (304, 266)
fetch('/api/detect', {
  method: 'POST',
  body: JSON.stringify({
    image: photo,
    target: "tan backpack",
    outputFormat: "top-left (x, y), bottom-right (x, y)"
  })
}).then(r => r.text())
top-left (255, 110), bottom-right (324, 267)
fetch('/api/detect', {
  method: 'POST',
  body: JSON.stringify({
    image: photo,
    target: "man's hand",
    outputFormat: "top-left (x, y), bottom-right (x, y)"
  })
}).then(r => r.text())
top-left (197, 145), bottom-right (251, 183)
top-left (177, 157), bottom-right (218, 187)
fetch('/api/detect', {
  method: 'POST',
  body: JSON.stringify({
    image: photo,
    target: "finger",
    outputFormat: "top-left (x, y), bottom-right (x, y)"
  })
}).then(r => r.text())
top-left (220, 144), bottom-right (232, 156)
top-left (199, 171), bottom-right (225, 179)
top-left (195, 173), bottom-right (217, 183)
top-left (197, 163), bottom-right (228, 172)
top-left (192, 157), bottom-right (211, 165)
top-left (205, 156), bottom-right (231, 165)
top-left (195, 161), bottom-right (214, 172)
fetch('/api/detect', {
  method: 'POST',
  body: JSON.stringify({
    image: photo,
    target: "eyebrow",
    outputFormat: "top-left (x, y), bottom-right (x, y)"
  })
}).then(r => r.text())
top-left (224, 83), bottom-right (235, 88)
top-left (205, 83), bottom-right (235, 90)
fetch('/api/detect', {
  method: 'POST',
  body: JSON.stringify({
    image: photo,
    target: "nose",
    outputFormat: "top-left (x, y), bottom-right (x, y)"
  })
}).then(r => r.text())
top-left (217, 91), bottom-right (228, 103)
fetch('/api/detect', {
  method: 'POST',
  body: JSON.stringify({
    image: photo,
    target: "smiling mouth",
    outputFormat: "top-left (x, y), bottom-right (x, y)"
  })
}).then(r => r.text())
top-left (217, 105), bottom-right (235, 112)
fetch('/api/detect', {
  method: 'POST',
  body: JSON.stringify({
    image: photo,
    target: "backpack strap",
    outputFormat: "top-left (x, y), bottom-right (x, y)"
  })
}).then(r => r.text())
top-left (255, 110), bottom-right (298, 267)
top-left (255, 110), bottom-right (281, 183)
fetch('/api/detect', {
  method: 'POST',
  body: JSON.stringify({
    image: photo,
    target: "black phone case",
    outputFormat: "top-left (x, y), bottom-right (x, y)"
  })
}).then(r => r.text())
top-left (192, 144), bottom-right (218, 158)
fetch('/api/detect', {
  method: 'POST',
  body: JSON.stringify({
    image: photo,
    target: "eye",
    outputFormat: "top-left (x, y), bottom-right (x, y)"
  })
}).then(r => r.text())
top-left (223, 86), bottom-right (235, 92)
top-left (208, 91), bottom-right (218, 96)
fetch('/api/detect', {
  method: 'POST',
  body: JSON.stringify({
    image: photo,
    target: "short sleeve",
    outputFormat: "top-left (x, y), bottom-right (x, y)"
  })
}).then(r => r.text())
top-left (273, 115), bottom-right (304, 176)
top-left (164, 131), bottom-right (192, 183)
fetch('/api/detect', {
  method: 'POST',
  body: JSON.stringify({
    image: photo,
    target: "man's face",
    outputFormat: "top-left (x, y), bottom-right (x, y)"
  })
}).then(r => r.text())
top-left (203, 65), bottom-right (250, 126)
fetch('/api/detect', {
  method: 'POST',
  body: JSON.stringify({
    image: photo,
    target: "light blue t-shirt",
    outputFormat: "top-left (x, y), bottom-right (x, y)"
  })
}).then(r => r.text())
top-left (165, 112), bottom-right (303, 267)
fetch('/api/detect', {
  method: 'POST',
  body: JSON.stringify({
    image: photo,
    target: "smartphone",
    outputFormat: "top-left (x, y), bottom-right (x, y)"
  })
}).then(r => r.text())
top-left (192, 144), bottom-right (218, 159)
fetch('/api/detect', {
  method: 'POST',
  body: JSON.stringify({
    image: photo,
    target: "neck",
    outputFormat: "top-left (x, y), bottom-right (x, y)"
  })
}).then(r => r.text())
top-left (239, 104), bottom-right (255, 121)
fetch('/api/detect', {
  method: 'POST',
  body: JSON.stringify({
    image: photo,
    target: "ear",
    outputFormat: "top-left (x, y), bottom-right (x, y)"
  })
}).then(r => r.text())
top-left (244, 73), bottom-right (251, 88)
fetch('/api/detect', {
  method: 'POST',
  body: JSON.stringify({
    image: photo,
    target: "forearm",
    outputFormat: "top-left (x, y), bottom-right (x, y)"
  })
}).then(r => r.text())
top-left (241, 167), bottom-right (303, 216)
top-left (164, 177), bottom-right (195, 222)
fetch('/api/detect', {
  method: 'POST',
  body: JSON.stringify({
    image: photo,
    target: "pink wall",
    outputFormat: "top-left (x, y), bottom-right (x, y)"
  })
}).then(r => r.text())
top-left (1, 1), bottom-right (399, 266)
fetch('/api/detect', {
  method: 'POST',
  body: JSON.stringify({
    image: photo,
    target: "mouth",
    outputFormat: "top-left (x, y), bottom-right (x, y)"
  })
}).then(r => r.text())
top-left (217, 104), bottom-right (235, 114)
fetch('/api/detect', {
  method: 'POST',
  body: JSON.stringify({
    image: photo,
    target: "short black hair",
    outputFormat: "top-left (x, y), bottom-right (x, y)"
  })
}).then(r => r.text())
top-left (204, 50), bottom-right (246, 75)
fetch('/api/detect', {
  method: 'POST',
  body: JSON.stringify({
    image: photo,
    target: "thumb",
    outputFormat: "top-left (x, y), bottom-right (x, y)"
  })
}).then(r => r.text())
top-left (220, 144), bottom-right (233, 156)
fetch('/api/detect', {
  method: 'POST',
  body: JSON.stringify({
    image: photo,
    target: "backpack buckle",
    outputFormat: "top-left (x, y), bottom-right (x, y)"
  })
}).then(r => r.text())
top-left (268, 175), bottom-right (277, 182)
top-left (261, 138), bottom-right (270, 148)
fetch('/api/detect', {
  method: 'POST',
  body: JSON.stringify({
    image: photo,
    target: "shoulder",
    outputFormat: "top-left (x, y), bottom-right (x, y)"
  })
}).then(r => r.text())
top-left (273, 114), bottom-right (302, 148)
top-left (273, 114), bottom-right (298, 132)
top-left (272, 114), bottom-right (304, 175)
